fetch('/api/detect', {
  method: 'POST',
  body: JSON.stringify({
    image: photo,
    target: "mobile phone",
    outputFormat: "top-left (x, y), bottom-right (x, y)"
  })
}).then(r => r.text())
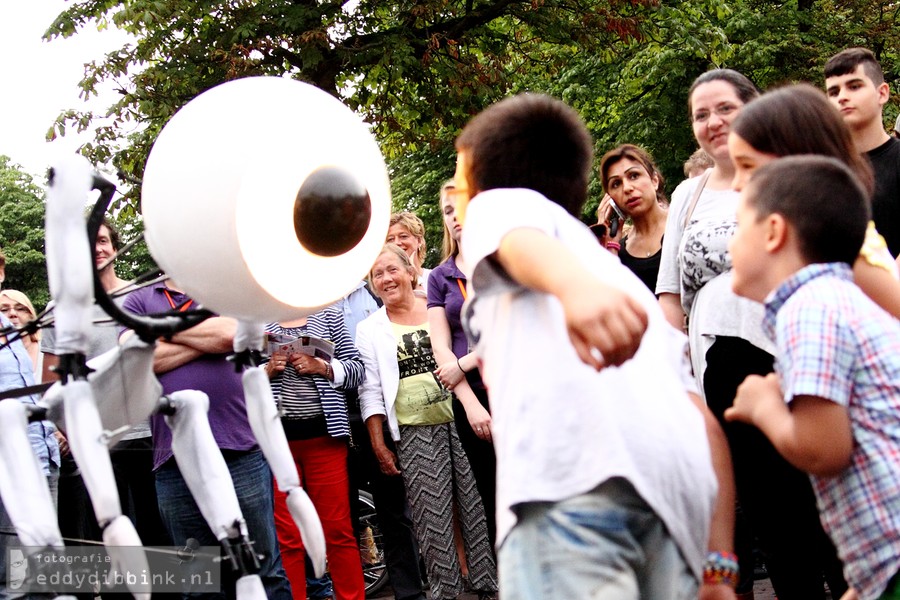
top-left (608, 200), bottom-right (626, 238)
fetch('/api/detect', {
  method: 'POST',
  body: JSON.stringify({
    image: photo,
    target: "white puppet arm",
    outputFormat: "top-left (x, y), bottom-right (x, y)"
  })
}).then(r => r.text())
top-left (235, 320), bottom-right (326, 577)
top-left (45, 155), bottom-right (95, 358)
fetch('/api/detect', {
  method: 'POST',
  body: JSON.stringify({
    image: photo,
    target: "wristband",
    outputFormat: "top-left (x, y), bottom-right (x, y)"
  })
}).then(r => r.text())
top-left (457, 358), bottom-right (465, 373)
top-left (324, 361), bottom-right (333, 381)
top-left (703, 551), bottom-right (739, 588)
top-left (606, 241), bottom-right (621, 252)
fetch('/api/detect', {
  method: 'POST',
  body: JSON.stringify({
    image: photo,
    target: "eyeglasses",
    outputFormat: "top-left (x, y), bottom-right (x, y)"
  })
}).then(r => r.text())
top-left (692, 103), bottom-right (741, 124)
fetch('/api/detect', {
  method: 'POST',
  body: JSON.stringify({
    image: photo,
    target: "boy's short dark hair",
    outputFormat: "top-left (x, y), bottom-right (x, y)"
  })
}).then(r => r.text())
top-left (824, 47), bottom-right (885, 85)
top-left (746, 156), bottom-right (870, 266)
top-left (455, 93), bottom-right (593, 217)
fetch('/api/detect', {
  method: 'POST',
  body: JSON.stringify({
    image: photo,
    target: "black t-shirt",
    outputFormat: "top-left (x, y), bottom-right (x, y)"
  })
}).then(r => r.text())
top-left (619, 235), bottom-right (662, 294)
top-left (866, 137), bottom-right (900, 256)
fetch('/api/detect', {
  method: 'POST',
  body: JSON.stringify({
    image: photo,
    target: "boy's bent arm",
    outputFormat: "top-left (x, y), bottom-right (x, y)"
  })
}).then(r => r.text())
top-left (495, 228), bottom-right (648, 369)
top-left (725, 374), bottom-right (853, 477)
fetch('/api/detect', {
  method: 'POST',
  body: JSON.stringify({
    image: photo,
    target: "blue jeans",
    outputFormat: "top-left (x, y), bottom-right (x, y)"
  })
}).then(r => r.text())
top-left (499, 478), bottom-right (697, 600)
top-left (155, 450), bottom-right (292, 600)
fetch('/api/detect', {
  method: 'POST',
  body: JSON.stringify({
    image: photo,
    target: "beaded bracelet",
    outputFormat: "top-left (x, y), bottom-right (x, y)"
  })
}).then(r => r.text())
top-left (703, 551), bottom-right (740, 588)
top-left (606, 241), bottom-right (621, 252)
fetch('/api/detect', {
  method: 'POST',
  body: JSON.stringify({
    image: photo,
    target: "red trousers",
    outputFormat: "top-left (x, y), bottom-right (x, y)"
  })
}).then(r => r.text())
top-left (273, 436), bottom-right (365, 600)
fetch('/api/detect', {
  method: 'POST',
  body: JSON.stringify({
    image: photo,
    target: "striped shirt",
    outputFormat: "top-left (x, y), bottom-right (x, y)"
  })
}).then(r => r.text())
top-left (267, 322), bottom-right (324, 419)
top-left (264, 305), bottom-right (364, 439)
top-left (764, 262), bottom-right (900, 600)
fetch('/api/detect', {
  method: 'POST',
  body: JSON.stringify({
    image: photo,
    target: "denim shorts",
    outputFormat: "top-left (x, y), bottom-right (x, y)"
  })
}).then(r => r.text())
top-left (499, 477), bottom-right (698, 600)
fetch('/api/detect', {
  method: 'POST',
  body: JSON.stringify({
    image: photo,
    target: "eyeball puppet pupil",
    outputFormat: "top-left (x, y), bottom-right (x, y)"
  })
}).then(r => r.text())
top-left (294, 166), bottom-right (371, 257)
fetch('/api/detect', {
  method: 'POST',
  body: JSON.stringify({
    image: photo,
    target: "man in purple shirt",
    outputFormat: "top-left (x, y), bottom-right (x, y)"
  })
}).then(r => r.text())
top-left (121, 281), bottom-right (291, 600)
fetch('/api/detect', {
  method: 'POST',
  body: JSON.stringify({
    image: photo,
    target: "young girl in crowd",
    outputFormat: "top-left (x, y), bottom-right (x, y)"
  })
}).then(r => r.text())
top-left (427, 180), bottom-right (497, 546)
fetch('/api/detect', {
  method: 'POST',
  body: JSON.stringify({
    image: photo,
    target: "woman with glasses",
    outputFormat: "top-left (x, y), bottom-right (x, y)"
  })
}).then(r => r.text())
top-left (0, 290), bottom-right (41, 379)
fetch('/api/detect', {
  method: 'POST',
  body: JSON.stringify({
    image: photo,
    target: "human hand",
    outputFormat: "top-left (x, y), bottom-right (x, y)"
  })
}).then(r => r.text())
top-left (724, 373), bottom-right (783, 425)
top-left (558, 280), bottom-right (648, 370)
top-left (54, 430), bottom-right (69, 457)
top-left (266, 353), bottom-right (289, 378)
top-left (838, 588), bottom-right (859, 600)
top-left (290, 353), bottom-right (327, 377)
top-left (466, 403), bottom-right (493, 442)
top-left (699, 583), bottom-right (737, 600)
top-left (598, 194), bottom-right (625, 244)
top-left (373, 444), bottom-right (401, 476)
top-left (435, 359), bottom-right (465, 390)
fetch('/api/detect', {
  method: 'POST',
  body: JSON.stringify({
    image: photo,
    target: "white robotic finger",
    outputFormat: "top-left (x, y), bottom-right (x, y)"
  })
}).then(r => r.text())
top-left (286, 487), bottom-right (326, 577)
top-left (103, 515), bottom-right (151, 600)
top-left (236, 574), bottom-right (267, 600)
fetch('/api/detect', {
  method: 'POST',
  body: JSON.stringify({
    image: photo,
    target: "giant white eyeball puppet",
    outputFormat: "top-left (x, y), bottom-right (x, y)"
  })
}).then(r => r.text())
top-left (142, 77), bottom-right (391, 320)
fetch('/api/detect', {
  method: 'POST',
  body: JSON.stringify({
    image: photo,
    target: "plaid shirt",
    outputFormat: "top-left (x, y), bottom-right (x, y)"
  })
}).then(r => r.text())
top-left (764, 262), bottom-right (900, 600)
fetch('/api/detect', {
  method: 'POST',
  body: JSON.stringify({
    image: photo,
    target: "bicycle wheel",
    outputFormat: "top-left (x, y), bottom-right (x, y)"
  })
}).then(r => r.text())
top-left (357, 490), bottom-right (389, 597)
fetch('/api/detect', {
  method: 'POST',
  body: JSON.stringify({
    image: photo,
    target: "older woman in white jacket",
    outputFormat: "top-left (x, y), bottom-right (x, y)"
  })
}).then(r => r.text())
top-left (356, 244), bottom-right (497, 600)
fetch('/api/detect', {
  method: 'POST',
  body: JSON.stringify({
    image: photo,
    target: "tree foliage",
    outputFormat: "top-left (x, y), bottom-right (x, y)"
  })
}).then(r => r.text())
top-left (44, 0), bottom-right (900, 267)
top-left (46, 0), bottom-right (654, 192)
top-left (0, 156), bottom-right (50, 310)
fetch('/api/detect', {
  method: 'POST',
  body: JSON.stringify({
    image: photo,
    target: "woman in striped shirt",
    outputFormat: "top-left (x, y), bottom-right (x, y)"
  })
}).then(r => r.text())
top-left (266, 305), bottom-right (366, 600)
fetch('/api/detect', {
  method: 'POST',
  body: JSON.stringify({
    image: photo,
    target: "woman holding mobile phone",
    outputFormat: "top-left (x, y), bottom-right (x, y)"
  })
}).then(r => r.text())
top-left (597, 144), bottom-right (669, 293)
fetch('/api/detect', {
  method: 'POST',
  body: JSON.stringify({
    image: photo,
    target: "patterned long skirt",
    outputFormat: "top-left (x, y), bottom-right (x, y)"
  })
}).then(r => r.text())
top-left (397, 421), bottom-right (498, 600)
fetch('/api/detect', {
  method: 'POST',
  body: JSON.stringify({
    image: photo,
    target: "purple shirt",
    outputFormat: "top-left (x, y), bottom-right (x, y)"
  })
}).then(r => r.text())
top-left (121, 283), bottom-right (258, 470)
top-left (427, 257), bottom-right (486, 394)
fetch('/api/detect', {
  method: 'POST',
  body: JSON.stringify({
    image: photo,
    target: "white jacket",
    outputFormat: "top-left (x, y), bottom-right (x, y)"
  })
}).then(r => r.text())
top-left (356, 306), bottom-right (402, 441)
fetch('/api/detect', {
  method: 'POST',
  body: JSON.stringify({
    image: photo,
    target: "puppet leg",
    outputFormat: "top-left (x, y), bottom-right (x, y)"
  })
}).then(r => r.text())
top-left (0, 401), bottom-right (64, 549)
top-left (242, 366), bottom-right (326, 576)
top-left (233, 320), bottom-right (326, 576)
top-left (64, 380), bottom-right (151, 600)
top-left (165, 390), bottom-right (266, 598)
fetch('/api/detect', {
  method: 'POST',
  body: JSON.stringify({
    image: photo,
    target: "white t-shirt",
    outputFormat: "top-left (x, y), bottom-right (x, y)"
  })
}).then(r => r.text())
top-left (461, 188), bottom-right (717, 581)
top-left (656, 174), bottom-right (774, 391)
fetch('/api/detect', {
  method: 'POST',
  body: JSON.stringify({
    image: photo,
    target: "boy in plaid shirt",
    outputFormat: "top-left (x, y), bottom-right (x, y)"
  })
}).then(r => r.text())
top-left (726, 155), bottom-right (900, 600)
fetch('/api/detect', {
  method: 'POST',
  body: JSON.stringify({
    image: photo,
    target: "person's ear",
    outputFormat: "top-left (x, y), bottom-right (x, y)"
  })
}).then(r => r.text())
top-left (764, 213), bottom-right (789, 253)
top-left (878, 82), bottom-right (891, 107)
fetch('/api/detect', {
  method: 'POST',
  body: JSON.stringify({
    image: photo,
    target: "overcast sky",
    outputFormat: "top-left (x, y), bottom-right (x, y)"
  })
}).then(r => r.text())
top-left (0, 2), bottom-right (130, 179)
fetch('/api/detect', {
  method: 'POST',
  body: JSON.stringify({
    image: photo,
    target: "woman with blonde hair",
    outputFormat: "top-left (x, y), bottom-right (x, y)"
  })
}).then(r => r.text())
top-left (387, 212), bottom-right (430, 295)
top-left (358, 243), bottom-right (497, 600)
top-left (427, 180), bottom-right (497, 545)
top-left (0, 290), bottom-right (42, 379)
